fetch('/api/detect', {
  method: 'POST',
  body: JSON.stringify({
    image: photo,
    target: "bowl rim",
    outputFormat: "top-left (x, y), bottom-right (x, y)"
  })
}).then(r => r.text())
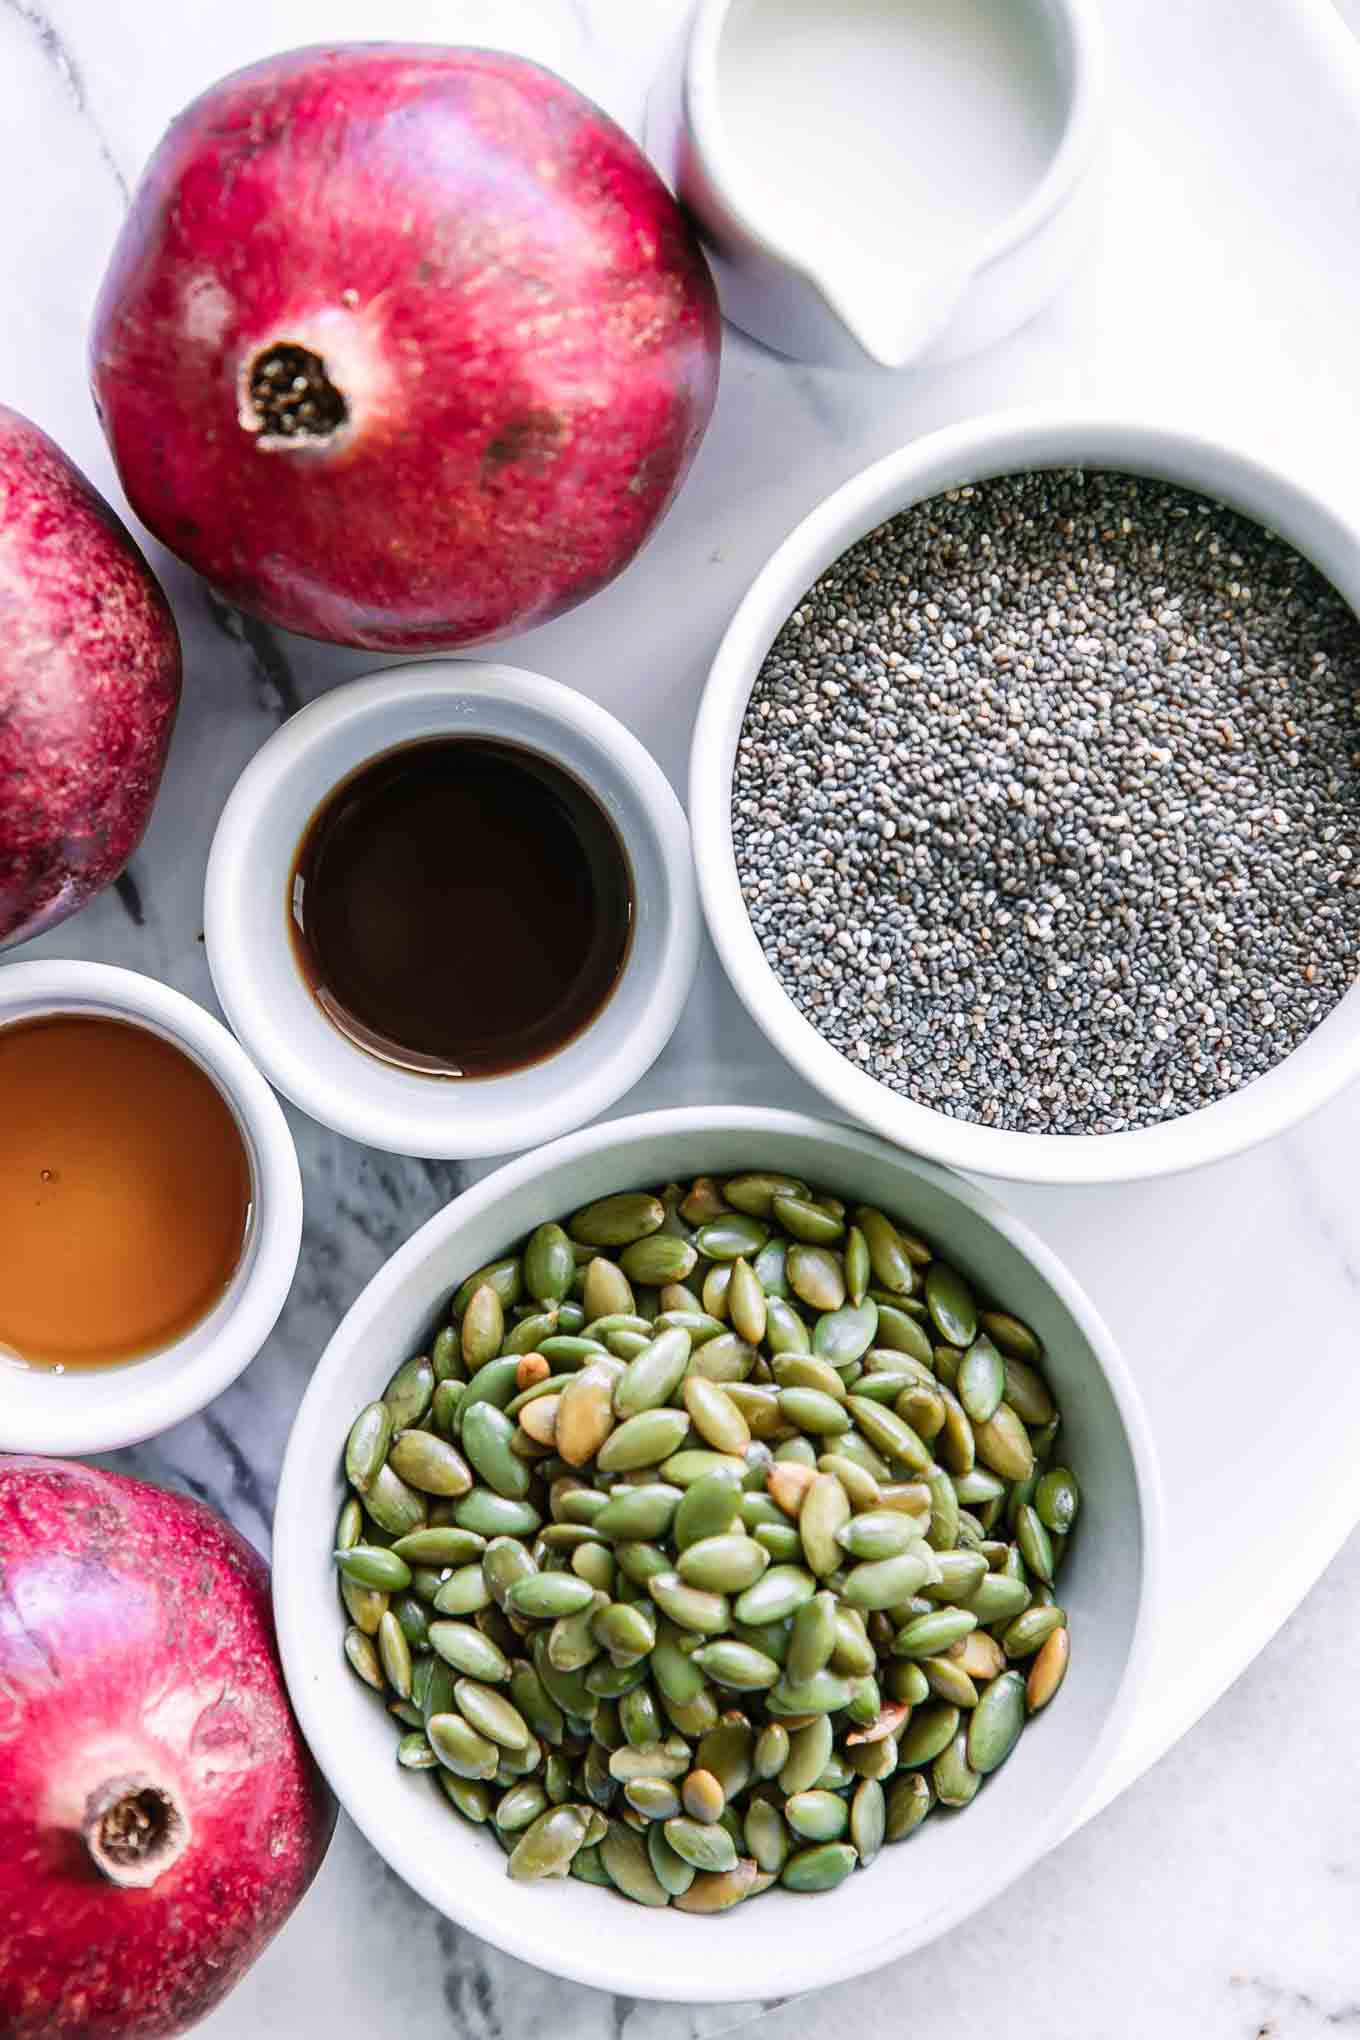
top-left (272, 1103), bottom-right (1163, 1999)
top-left (689, 407), bottom-right (1360, 1184)
top-left (204, 658), bottom-right (701, 1158)
top-left (0, 959), bottom-right (302, 1453)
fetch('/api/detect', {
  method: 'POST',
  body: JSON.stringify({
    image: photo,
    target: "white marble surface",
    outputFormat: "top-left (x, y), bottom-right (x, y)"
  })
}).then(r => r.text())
top-left (4, 0), bottom-right (1360, 2029)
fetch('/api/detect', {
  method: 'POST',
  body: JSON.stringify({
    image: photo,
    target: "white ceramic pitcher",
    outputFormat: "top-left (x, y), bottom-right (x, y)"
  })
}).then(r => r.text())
top-left (647, 0), bottom-right (1108, 371)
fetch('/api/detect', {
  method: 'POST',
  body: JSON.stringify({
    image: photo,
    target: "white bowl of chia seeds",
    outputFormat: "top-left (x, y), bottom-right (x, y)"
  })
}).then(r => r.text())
top-left (692, 411), bottom-right (1360, 1182)
top-left (273, 1106), bottom-right (1160, 1998)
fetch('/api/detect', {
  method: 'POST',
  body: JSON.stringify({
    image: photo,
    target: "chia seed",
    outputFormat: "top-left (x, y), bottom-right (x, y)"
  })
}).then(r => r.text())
top-left (731, 468), bottom-right (1360, 1135)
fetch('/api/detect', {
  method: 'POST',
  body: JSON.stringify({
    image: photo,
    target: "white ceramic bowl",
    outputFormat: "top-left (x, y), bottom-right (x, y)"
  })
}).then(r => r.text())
top-left (691, 411), bottom-right (1360, 1183)
top-left (0, 960), bottom-right (302, 1454)
top-left (273, 1106), bottom-right (1161, 2000)
top-left (205, 661), bottom-right (700, 1158)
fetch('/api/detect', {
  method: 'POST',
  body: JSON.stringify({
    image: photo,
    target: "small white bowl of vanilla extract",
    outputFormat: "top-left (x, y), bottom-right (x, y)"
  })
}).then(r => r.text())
top-left (0, 960), bottom-right (302, 1454)
top-left (203, 661), bottom-right (701, 1158)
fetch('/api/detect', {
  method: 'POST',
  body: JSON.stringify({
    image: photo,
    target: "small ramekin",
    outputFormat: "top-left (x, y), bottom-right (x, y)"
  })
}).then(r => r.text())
top-left (204, 661), bottom-right (700, 1158)
top-left (691, 409), bottom-right (1360, 1184)
top-left (0, 959), bottom-right (302, 1454)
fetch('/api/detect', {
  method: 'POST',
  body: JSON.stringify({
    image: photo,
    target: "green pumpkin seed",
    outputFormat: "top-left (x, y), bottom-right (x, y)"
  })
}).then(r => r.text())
top-left (873, 1306), bottom-right (934, 1363)
top-left (973, 1401), bottom-right (1035, 1484)
top-left (924, 1263), bottom-right (978, 1347)
top-left (674, 1859), bottom-right (761, 1912)
top-left (922, 1656), bottom-right (979, 1709)
top-left (581, 1256), bottom-right (635, 1322)
top-left (953, 1467), bottom-right (1006, 1505)
top-left (817, 1453), bottom-right (880, 1510)
top-left (798, 1472), bottom-right (851, 1577)
top-left (893, 1608), bottom-right (978, 1658)
top-left (980, 1309), bottom-right (1043, 1363)
top-left (392, 1526), bottom-right (485, 1567)
top-left (427, 1712), bottom-right (500, 1779)
top-left (432, 1564), bottom-right (492, 1616)
top-left (569, 1193), bottom-right (665, 1248)
top-left (932, 1727), bottom-right (981, 1807)
top-left (836, 1511), bottom-right (917, 1561)
top-left (786, 1244), bottom-right (845, 1313)
top-left (934, 1383), bottom-right (975, 1477)
top-left (340, 1576), bottom-right (387, 1634)
top-left (734, 1564), bottom-right (816, 1626)
top-left (396, 1730), bottom-right (438, 1769)
top-left (784, 1789), bottom-right (848, 1842)
top-left (898, 1701), bottom-right (960, 1767)
top-left (648, 1572), bottom-right (731, 1634)
top-left (1015, 1503), bottom-right (1055, 1583)
top-left (495, 1780), bottom-right (550, 1833)
top-left (388, 1429), bottom-right (474, 1498)
top-left (957, 1335), bottom-right (1006, 1425)
top-left (772, 1354), bottom-right (847, 1401)
top-left (454, 1678), bottom-right (530, 1749)
top-left (336, 1543), bottom-right (412, 1593)
top-left (653, 1309), bottom-right (725, 1346)
top-left (461, 1284), bottom-right (504, 1372)
top-left (460, 1402), bottom-right (532, 1501)
top-left (781, 1842), bottom-right (857, 1893)
top-left (843, 1225), bottom-right (870, 1308)
top-left (846, 1395), bottom-right (931, 1473)
top-left (846, 1776), bottom-right (885, 1867)
top-left (778, 1715), bottom-right (833, 1795)
top-left (597, 1407), bottom-right (690, 1473)
top-left (686, 1333), bottom-right (757, 1384)
top-left (842, 1550), bottom-right (935, 1611)
top-left (593, 1484), bottom-right (683, 1542)
top-left (335, 1496), bottom-right (363, 1553)
top-left (345, 1401), bottom-right (392, 1492)
top-left (644, 1821), bottom-right (695, 1896)
top-left (764, 1296), bottom-right (812, 1356)
top-left (502, 1309), bottom-right (559, 1357)
top-left (811, 1300), bottom-right (878, 1366)
top-left (481, 1535), bottom-right (538, 1610)
top-left (384, 1353), bottom-right (435, 1429)
top-left (1003, 1356), bottom-right (1056, 1426)
top-left (619, 1236), bottom-right (698, 1286)
top-left (884, 1770), bottom-right (933, 1842)
top-left (773, 1386), bottom-right (848, 1438)
top-left (663, 1815), bottom-right (737, 1872)
top-left (614, 1540), bottom-right (671, 1586)
top-left (625, 1775), bottom-right (682, 1821)
top-left (677, 1533), bottom-right (768, 1594)
top-left (452, 1489), bottom-right (542, 1538)
top-left (431, 1326), bottom-right (465, 1382)
top-left (537, 1335), bottom-right (608, 1367)
top-left (362, 1462), bottom-right (428, 1537)
top-left (726, 1258), bottom-right (767, 1347)
top-left (744, 1795), bottom-right (790, 1873)
top-left (613, 1327), bottom-right (692, 1418)
top-left (682, 1377), bottom-right (751, 1456)
top-left (428, 1621), bottom-right (510, 1681)
top-left (592, 1600), bottom-right (657, 1661)
top-left (455, 1258), bottom-right (524, 1320)
top-left (923, 1549), bottom-right (989, 1605)
top-left (507, 1803), bottom-right (589, 1879)
top-left (754, 1523), bottom-right (802, 1562)
top-left (767, 1669), bottom-right (852, 1716)
top-left (853, 1208), bottom-right (915, 1294)
top-left (672, 1469), bottom-right (743, 1550)
top-left (618, 1684), bottom-right (663, 1747)
top-left (1002, 1604), bottom-right (1066, 1658)
top-left (343, 1625), bottom-right (384, 1690)
top-left (690, 1640), bottom-right (780, 1691)
top-left (1036, 1465), bottom-right (1080, 1534)
top-left (967, 1670), bottom-right (1027, 1774)
top-left (722, 1172), bottom-right (807, 1216)
top-left (830, 1606), bottom-right (878, 1678)
top-left (770, 1194), bottom-right (842, 1245)
top-left (753, 1722), bottom-right (791, 1781)
top-left (695, 1214), bottom-right (770, 1263)
top-left (505, 1573), bottom-right (596, 1620)
top-left (608, 1737), bottom-right (693, 1783)
top-left (508, 1664), bottom-right (565, 1746)
top-left (925, 1466), bottom-right (961, 1552)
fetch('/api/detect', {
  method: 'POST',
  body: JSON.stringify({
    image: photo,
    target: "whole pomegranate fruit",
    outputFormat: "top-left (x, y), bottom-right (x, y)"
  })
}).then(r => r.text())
top-left (0, 1457), bottom-right (335, 2038)
top-left (90, 44), bottom-right (721, 651)
top-left (0, 408), bottom-right (181, 949)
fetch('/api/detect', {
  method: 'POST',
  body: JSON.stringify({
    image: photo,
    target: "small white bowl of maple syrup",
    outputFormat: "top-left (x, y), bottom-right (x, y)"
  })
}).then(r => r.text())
top-left (0, 959), bottom-right (302, 1455)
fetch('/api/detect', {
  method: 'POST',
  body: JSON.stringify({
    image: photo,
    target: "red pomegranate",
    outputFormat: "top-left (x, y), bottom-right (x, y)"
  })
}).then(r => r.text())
top-left (90, 44), bottom-right (721, 651)
top-left (0, 1457), bottom-right (335, 2038)
top-left (0, 408), bottom-right (181, 949)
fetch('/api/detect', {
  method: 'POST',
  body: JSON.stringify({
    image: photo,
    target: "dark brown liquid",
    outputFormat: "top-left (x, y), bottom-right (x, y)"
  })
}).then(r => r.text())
top-left (0, 1014), bottom-right (253, 1371)
top-left (288, 738), bottom-right (633, 1077)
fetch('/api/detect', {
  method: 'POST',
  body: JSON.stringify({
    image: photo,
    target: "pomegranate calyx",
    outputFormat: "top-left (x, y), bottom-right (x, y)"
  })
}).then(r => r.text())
top-left (83, 1773), bottom-right (191, 1889)
top-left (246, 342), bottom-right (347, 444)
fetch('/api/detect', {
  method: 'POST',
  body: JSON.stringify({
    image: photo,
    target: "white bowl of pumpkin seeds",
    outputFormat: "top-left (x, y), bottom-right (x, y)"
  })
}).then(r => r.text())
top-left (274, 1107), bottom-right (1160, 1999)
top-left (692, 411), bottom-right (1360, 1182)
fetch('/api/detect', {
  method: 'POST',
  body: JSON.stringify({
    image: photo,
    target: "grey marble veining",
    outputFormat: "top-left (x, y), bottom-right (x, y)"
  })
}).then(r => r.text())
top-left (5, 0), bottom-right (1360, 2030)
